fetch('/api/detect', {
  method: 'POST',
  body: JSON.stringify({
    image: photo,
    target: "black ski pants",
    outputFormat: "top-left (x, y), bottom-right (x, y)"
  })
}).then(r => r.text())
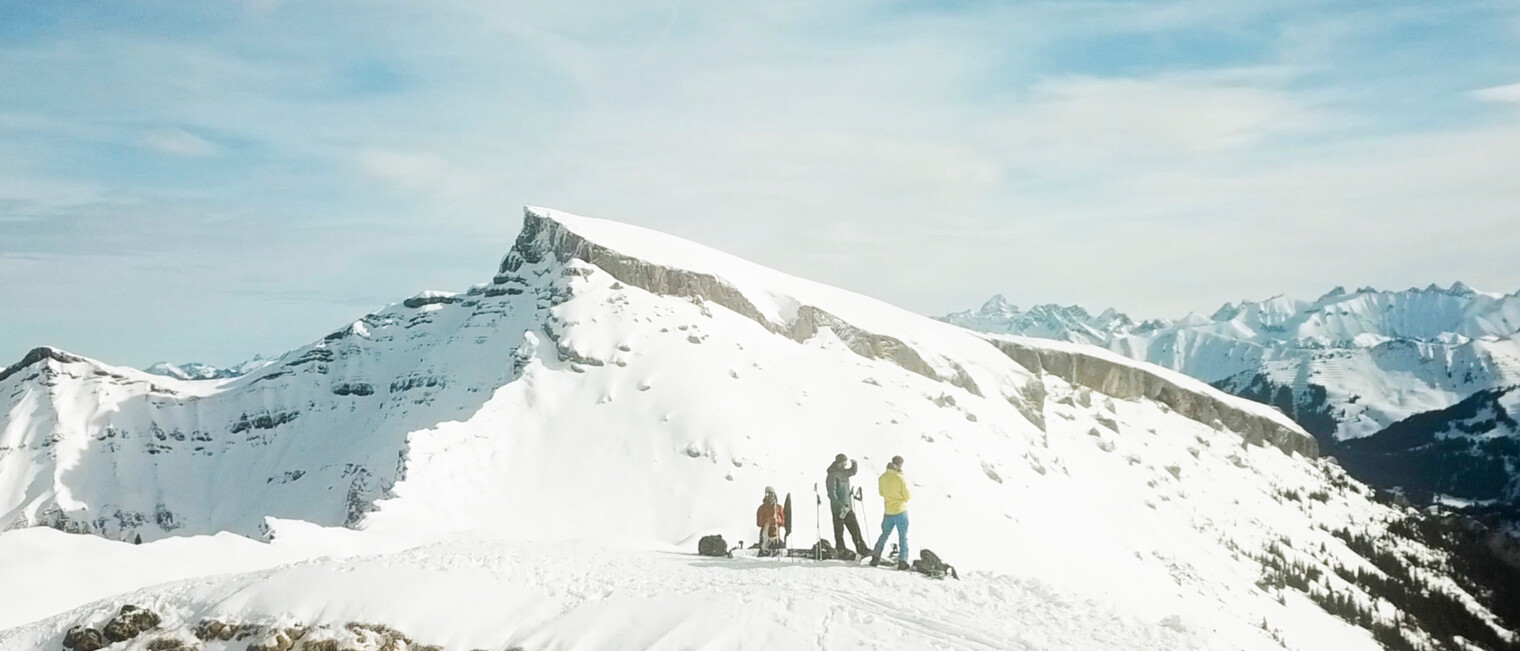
top-left (831, 504), bottom-right (867, 552)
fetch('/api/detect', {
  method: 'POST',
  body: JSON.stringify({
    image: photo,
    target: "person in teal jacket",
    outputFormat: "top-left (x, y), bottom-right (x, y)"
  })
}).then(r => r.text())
top-left (826, 454), bottom-right (871, 557)
top-left (872, 455), bottom-right (912, 569)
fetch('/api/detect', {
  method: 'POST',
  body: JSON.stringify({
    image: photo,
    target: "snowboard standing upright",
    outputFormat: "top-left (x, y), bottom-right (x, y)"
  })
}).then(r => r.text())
top-left (782, 493), bottom-right (793, 549)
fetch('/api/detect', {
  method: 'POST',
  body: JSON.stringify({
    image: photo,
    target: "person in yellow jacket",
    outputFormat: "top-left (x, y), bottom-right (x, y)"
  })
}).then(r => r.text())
top-left (870, 455), bottom-right (912, 569)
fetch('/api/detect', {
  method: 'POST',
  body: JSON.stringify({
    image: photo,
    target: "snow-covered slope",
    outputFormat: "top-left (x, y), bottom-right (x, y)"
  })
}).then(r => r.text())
top-left (943, 286), bottom-right (1520, 442)
top-left (2, 208), bottom-right (1516, 650)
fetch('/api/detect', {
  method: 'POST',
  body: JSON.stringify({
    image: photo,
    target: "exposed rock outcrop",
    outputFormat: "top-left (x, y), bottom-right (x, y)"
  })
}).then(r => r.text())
top-left (0, 346), bottom-right (86, 384)
top-left (501, 209), bottom-right (779, 333)
top-left (986, 337), bottom-right (1317, 458)
top-left (62, 626), bottom-right (106, 651)
top-left (103, 604), bottom-right (162, 643)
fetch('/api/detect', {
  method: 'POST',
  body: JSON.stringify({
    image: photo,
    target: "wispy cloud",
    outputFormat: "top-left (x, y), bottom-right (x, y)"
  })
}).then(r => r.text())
top-left (356, 148), bottom-right (481, 196)
top-left (1475, 82), bottom-right (1520, 104)
top-left (141, 128), bottom-right (220, 156)
top-left (0, 0), bottom-right (1517, 366)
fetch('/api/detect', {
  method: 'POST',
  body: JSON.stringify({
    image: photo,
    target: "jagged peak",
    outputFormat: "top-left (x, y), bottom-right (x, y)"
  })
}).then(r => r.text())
top-left (1210, 302), bottom-right (1240, 321)
top-left (1319, 286), bottom-right (1348, 301)
top-left (1095, 307), bottom-right (1135, 327)
top-left (1176, 311), bottom-right (1212, 328)
top-left (1024, 303), bottom-right (1093, 320)
top-left (0, 346), bottom-right (91, 384)
top-left (979, 294), bottom-right (1017, 314)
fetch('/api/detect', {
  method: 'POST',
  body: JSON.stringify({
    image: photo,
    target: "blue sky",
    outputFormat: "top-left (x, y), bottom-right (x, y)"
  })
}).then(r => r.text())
top-left (1, 0), bottom-right (1518, 368)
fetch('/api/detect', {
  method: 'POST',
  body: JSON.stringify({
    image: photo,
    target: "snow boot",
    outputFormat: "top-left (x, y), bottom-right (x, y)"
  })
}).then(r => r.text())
top-left (896, 560), bottom-right (911, 571)
top-left (870, 556), bottom-right (882, 567)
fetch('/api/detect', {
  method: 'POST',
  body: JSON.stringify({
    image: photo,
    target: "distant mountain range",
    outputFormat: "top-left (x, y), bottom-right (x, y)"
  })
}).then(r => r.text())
top-left (942, 284), bottom-right (1520, 506)
top-left (144, 357), bottom-right (273, 381)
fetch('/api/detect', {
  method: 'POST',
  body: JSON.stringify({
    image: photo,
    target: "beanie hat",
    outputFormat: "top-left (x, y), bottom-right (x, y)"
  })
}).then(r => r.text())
top-left (834, 453), bottom-right (847, 463)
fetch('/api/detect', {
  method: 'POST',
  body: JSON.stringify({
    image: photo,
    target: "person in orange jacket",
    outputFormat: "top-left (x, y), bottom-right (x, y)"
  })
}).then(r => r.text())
top-left (756, 486), bottom-right (786, 556)
top-left (871, 456), bottom-right (912, 569)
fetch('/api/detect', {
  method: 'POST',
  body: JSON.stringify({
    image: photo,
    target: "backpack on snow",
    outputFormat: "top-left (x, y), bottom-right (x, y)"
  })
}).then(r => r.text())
top-left (698, 534), bottom-right (731, 557)
top-left (808, 538), bottom-right (834, 560)
top-left (912, 549), bottom-right (959, 580)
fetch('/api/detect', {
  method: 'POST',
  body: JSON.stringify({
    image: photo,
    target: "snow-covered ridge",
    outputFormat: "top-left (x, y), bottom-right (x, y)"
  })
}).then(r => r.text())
top-left (507, 207), bottom-right (993, 397)
top-left (2, 207), bottom-right (1517, 650)
top-left (510, 208), bottom-right (1309, 454)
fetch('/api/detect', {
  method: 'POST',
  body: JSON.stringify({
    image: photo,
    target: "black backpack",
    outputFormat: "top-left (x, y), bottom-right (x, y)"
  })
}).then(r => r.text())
top-left (912, 549), bottom-right (959, 579)
top-left (698, 534), bottom-right (730, 557)
top-left (809, 538), bottom-right (834, 560)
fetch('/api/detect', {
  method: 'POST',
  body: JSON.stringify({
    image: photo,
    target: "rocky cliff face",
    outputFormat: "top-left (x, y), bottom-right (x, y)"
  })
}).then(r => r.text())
top-left (984, 336), bottom-right (1317, 459)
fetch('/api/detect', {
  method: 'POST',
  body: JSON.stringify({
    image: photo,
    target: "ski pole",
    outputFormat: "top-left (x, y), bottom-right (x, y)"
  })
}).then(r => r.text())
top-left (856, 486), bottom-right (871, 549)
top-left (814, 483), bottom-right (822, 560)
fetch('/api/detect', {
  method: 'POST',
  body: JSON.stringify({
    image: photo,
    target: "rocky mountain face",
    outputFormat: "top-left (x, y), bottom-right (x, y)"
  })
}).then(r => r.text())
top-left (1338, 385), bottom-right (1520, 505)
top-left (2, 208), bottom-right (1518, 649)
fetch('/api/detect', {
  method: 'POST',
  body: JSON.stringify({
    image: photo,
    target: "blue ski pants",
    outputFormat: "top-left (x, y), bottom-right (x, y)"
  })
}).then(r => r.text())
top-left (873, 511), bottom-right (909, 562)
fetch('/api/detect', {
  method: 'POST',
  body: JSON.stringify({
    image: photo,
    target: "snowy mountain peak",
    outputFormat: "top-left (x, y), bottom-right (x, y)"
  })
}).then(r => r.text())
top-left (979, 293), bottom-right (1017, 314)
top-left (1209, 302), bottom-right (1240, 321)
top-left (0, 346), bottom-right (84, 384)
